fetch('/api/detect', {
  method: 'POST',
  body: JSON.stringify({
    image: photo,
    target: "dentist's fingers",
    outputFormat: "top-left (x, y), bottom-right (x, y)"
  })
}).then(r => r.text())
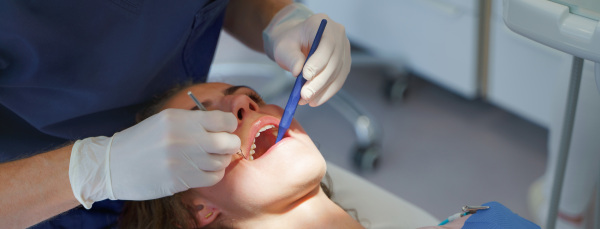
top-left (300, 46), bottom-right (343, 105)
top-left (310, 56), bottom-right (351, 106)
top-left (274, 40), bottom-right (305, 77)
top-left (199, 132), bottom-right (241, 155)
top-left (187, 152), bottom-right (233, 172)
top-left (262, 4), bottom-right (351, 107)
top-left (304, 41), bottom-right (351, 107)
top-left (301, 30), bottom-right (335, 81)
top-left (196, 110), bottom-right (238, 133)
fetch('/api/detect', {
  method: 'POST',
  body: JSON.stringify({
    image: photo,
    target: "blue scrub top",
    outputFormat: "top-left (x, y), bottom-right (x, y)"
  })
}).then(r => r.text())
top-left (0, 0), bottom-right (229, 227)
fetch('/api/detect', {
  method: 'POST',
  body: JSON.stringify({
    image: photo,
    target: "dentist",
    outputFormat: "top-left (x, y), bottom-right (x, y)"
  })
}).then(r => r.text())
top-left (0, 0), bottom-right (351, 228)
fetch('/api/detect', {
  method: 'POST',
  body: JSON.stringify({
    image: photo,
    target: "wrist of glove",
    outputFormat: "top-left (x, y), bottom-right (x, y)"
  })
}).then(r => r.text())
top-left (69, 109), bottom-right (240, 209)
top-left (263, 3), bottom-right (351, 107)
top-left (70, 137), bottom-right (116, 209)
top-left (263, 3), bottom-right (314, 61)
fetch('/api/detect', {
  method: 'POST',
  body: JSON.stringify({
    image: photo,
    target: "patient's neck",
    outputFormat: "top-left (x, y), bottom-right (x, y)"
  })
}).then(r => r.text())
top-left (245, 186), bottom-right (364, 229)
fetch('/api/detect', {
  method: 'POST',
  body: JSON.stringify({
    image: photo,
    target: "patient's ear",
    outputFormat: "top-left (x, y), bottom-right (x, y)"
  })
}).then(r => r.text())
top-left (191, 201), bottom-right (221, 227)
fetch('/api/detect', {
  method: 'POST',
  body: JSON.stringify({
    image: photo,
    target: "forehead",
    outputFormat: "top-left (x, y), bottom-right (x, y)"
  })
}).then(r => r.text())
top-left (186, 82), bottom-right (258, 94)
top-left (187, 82), bottom-right (231, 93)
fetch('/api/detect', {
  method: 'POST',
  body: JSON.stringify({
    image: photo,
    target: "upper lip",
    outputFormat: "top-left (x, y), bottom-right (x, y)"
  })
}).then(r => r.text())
top-left (243, 115), bottom-right (281, 160)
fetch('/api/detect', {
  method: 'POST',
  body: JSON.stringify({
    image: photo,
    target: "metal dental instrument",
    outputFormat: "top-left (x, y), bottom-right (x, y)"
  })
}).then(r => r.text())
top-left (187, 91), bottom-right (207, 111)
top-left (275, 19), bottom-right (327, 143)
top-left (462, 205), bottom-right (490, 213)
top-left (188, 91), bottom-right (247, 160)
top-left (439, 205), bottom-right (490, 225)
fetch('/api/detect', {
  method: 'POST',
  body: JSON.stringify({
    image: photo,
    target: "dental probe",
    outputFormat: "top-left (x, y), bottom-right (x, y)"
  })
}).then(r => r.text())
top-left (187, 91), bottom-right (207, 111)
top-left (187, 91), bottom-right (247, 160)
top-left (276, 19), bottom-right (327, 143)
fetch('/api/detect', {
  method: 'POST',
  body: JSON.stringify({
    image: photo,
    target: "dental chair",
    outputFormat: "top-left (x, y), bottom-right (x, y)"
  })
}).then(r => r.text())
top-left (326, 162), bottom-right (439, 228)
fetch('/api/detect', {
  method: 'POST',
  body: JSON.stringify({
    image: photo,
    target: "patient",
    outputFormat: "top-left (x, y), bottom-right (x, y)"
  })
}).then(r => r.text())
top-left (119, 82), bottom-right (365, 228)
top-left (118, 82), bottom-right (537, 229)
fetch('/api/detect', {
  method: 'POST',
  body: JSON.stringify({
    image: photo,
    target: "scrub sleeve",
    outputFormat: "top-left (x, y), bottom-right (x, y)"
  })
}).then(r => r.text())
top-left (0, 0), bottom-right (229, 227)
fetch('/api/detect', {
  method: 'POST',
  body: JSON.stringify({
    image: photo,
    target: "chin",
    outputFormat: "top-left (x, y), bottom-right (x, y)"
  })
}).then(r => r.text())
top-left (249, 133), bottom-right (327, 206)
top-left (271, 134), bottom-right (327, 193)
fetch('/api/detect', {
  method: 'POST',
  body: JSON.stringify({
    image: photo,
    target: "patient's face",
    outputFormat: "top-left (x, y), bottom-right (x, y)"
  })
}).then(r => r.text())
top-left (161, 83), bottom-right (327, 219)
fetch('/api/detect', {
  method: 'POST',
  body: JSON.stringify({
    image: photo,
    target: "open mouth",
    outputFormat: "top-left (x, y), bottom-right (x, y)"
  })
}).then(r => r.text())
top-left (249, 125), bottom-right (276, 160)
top-left (247, 124), bottom-right (289, 161)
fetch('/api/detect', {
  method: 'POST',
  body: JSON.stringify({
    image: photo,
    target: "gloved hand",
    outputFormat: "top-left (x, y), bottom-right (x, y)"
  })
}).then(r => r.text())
top-left (69, 109), bottom-right (240, 209)
top-left (263, 3), bottom-right (351, 107)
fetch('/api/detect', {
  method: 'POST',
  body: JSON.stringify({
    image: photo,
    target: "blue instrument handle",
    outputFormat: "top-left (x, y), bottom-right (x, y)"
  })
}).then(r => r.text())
top-left (276, 19), bottom-right (328, 143)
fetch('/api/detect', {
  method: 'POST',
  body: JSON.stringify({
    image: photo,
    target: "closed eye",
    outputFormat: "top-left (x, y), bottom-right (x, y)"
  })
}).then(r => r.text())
top-left (223, 85), bottom-right (265, 105)
top-left (246, 91), bottom-right (265, 105)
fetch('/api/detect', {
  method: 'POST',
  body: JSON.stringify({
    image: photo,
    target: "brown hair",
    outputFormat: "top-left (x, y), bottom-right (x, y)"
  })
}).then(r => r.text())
top-left (119, 193), bottom-right (198, 229)
top-left (135, 80), bottom-right (196, 123)
top-left (119, 82), bottom-right (339, 229)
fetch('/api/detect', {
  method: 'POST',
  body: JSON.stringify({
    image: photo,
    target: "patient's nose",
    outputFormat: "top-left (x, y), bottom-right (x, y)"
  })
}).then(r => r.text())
top-left (230, 94), bottom-right (259, 122)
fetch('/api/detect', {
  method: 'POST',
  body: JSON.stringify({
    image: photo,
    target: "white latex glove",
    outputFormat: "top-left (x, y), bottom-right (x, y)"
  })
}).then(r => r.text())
top-left (69, 109), bottom-right (240, 209)
top-left (263, 3), bottom-right (351, 107)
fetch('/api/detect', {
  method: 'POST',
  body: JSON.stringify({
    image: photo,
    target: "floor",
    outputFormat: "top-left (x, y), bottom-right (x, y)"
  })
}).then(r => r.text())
top-left (212, 32), bottom-right (548, 223)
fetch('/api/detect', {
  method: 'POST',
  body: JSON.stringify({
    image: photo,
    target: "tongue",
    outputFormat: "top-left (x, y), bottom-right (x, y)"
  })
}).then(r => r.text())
top-left (254, 128), bottom-right (277, 159)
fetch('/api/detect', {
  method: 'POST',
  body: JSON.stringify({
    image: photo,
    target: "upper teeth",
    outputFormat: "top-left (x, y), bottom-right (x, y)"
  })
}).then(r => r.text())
top-left (248, 125), bottom-right (275, 160)
top-left (255, 125), bottom-right (275, 138)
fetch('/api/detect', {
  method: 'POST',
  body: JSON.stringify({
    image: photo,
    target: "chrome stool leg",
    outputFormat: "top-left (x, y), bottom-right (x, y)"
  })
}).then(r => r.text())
top-left (327, 89), bottom-right (383, 171)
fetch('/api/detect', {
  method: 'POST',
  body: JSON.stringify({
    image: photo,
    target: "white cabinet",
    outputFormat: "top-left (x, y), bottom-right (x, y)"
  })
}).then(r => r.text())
top-left (303, 0), bottom-right (481, 98)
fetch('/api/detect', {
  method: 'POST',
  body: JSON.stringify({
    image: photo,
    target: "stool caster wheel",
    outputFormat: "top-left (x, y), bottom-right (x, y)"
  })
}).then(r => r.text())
top-left (383, 77), bottom-right (409, 102)
top-left (353, 144), bottom-right (380, 171)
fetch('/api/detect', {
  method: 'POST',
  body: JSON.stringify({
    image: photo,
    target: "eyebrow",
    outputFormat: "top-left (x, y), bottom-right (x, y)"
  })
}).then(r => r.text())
top-left (224, 85), bottom-right (254, 96)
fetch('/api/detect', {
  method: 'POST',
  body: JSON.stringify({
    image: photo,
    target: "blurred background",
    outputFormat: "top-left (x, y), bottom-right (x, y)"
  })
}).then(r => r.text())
top-left (210, 0), bottom-right (600, 225)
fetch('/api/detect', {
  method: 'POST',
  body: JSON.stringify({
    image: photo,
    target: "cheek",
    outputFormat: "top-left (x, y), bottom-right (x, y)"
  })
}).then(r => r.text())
top-left (203, 166), bottom-right (267, 211)
top-left (260, 105), bottom-right (283, 116)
